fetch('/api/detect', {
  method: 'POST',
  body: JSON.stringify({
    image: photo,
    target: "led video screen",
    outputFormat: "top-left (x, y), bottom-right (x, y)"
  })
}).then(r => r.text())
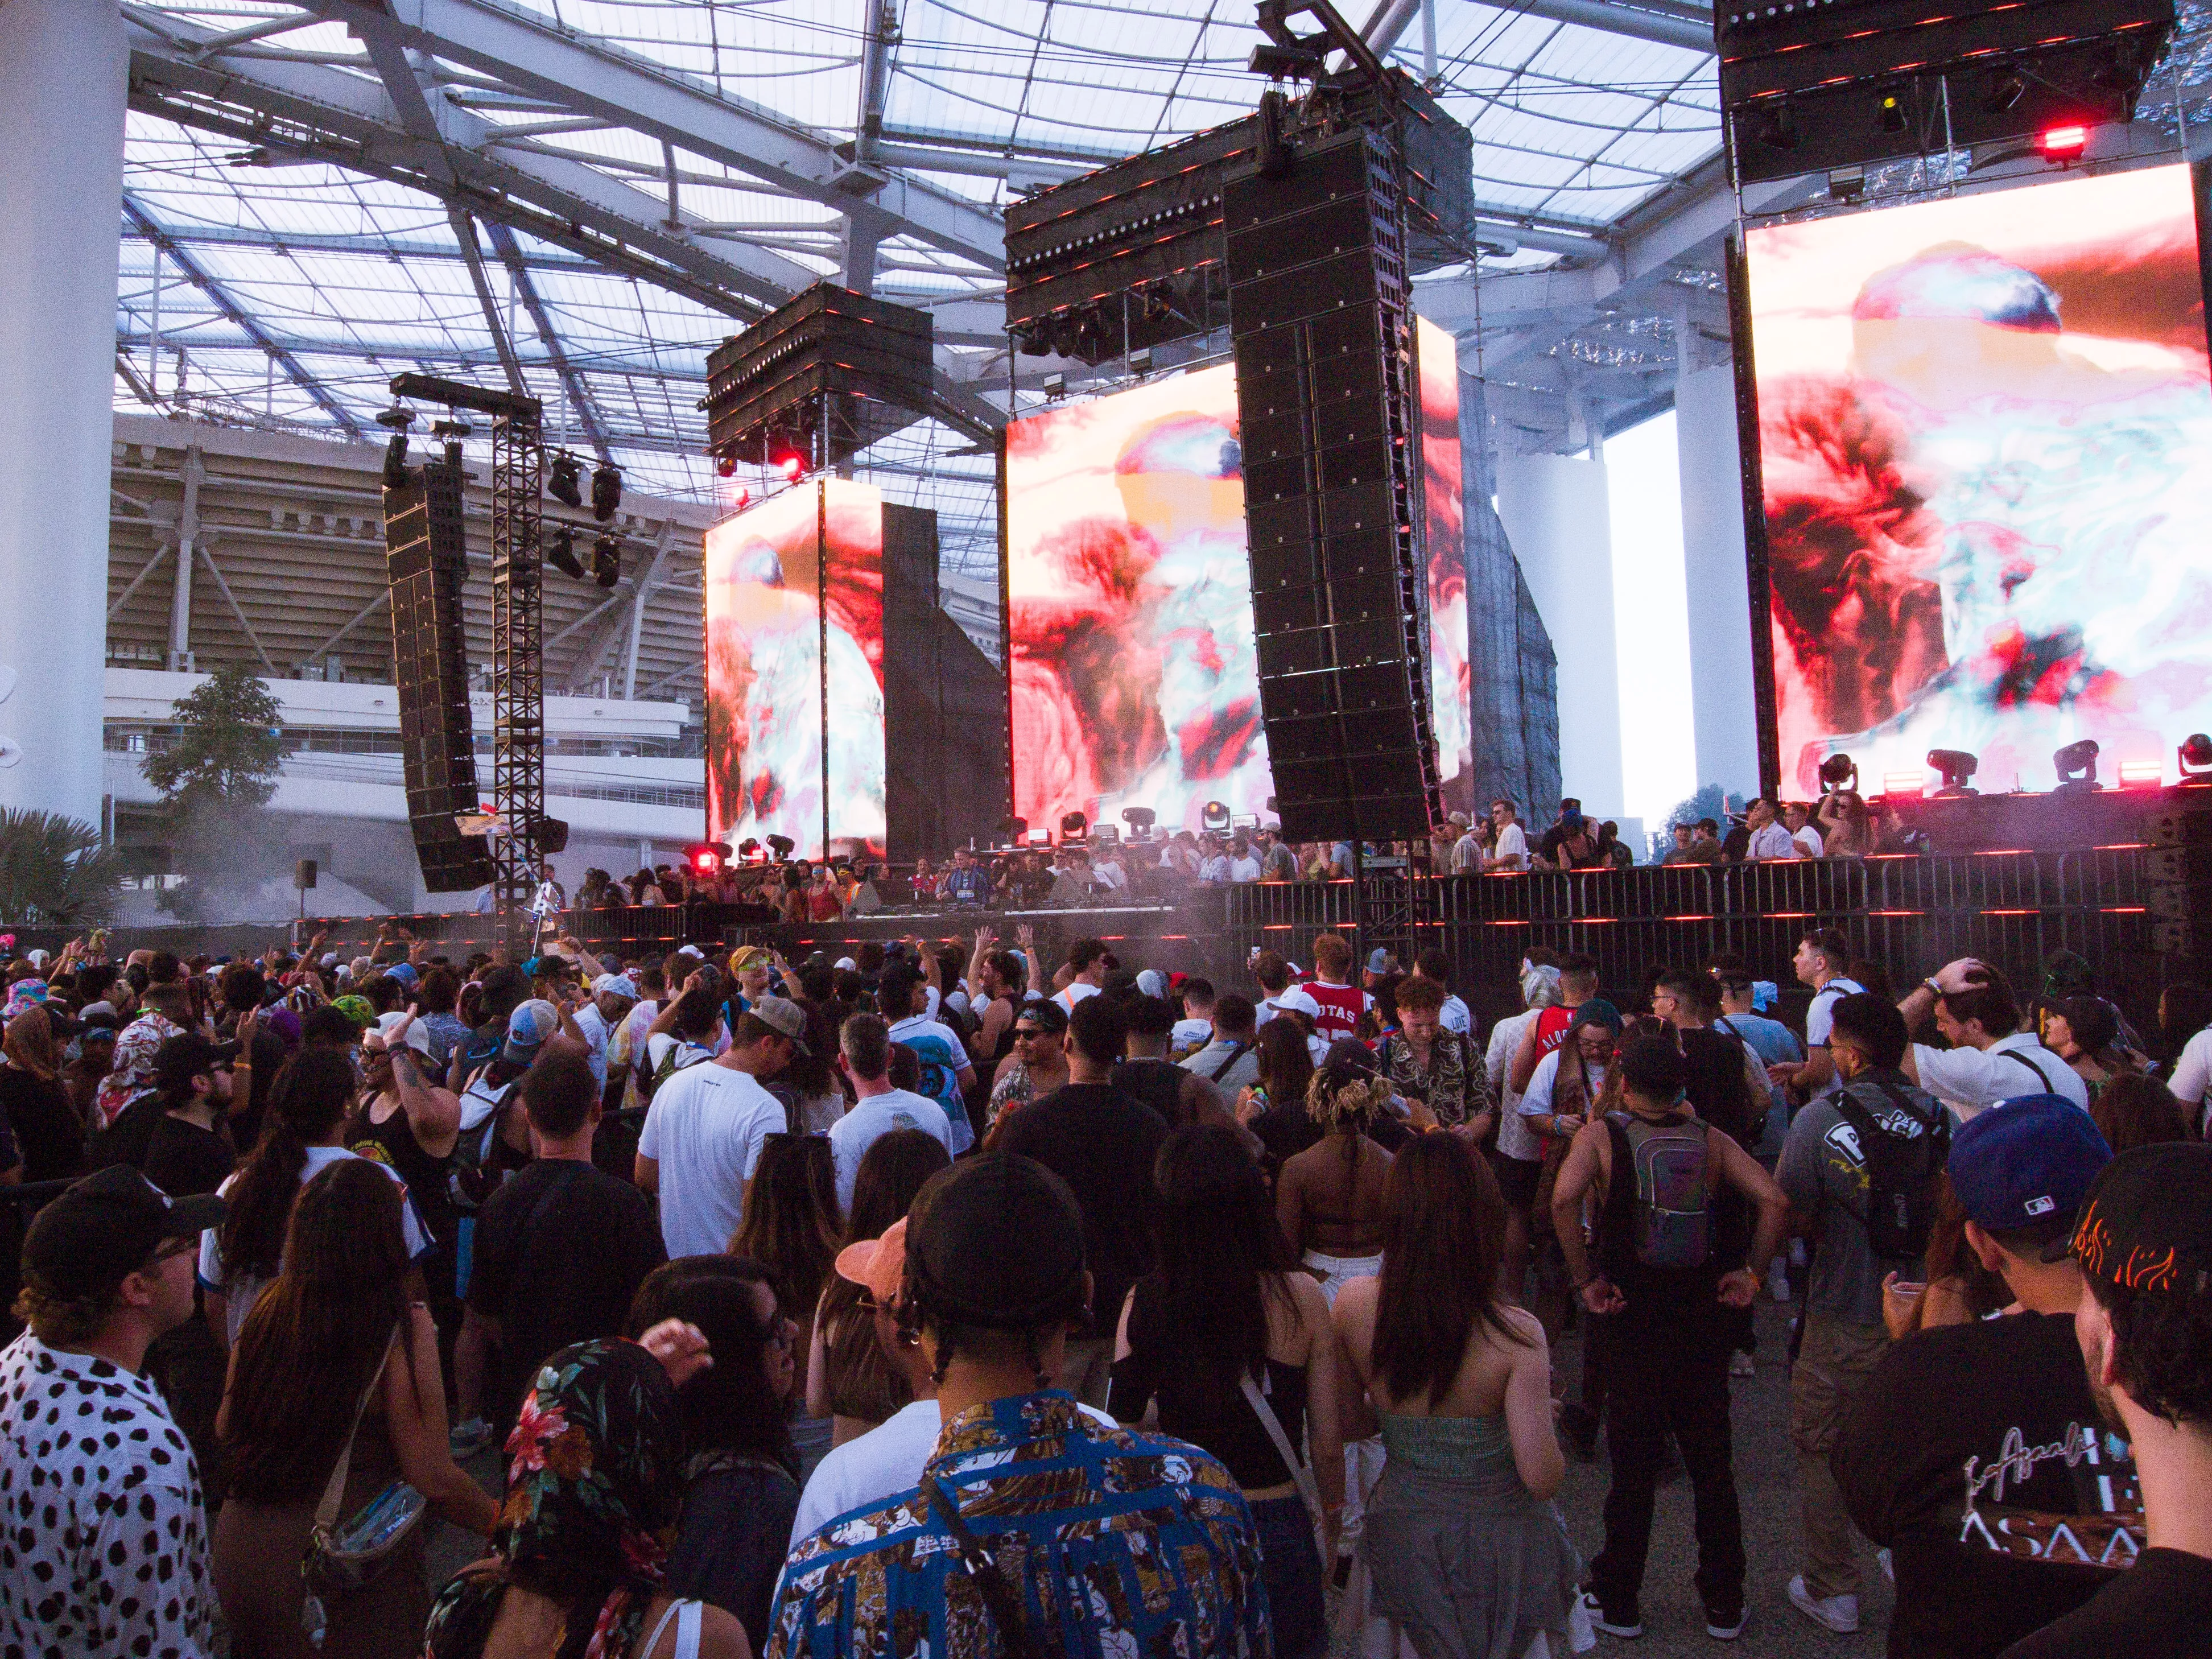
top-left (703, 478), bottom-right (885, 859)
top-left (1746, 164), bottom-right (2212, 795)
top-left (1005, 333), bottom-right (1468, 836)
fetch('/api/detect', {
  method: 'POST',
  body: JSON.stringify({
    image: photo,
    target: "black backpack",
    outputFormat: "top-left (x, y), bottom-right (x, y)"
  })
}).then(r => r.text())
top-left (1831, 1078), bottom-right (1951, 1266)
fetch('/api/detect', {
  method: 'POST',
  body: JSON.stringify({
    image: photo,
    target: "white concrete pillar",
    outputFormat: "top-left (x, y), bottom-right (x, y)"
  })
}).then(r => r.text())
top-left (0, 0), bottom-right (128, 828)
top-left (1494, 449), bottom-right (1625, 819)
top-left (1675, 364), bottom-right (1762, 798)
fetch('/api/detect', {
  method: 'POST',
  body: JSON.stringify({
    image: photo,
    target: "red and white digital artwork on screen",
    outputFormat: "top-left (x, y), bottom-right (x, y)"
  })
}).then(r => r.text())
top-left (1006, 332), bottom-right (1468, 836)
top-left (1746, 164), bottom-right (2212, 795)
top-left (703, 478), bottom-right (885, 859)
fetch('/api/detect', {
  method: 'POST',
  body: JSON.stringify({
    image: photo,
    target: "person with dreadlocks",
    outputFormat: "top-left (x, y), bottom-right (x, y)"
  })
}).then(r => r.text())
top-left (766, 1153), bottom-right (1270, 1659)
top-left (423, 1330), bottom-right (750, 1659)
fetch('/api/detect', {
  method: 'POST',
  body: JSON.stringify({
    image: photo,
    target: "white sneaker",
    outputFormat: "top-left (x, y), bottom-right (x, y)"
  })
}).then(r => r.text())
top-left (1788, 1576), bottom-right (1860, 1634)
top-left (1770, 1270), bottom-right (1792, 1302)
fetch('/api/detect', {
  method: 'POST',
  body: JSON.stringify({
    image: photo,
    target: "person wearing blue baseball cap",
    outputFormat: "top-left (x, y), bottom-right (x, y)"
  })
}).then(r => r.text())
top-left (1833, 1095), bottom-right (2131, 1659)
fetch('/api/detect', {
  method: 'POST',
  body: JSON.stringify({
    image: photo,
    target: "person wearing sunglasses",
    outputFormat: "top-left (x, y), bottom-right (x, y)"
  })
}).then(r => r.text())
top-left (983, 1000), bottom-right (1067, 1145)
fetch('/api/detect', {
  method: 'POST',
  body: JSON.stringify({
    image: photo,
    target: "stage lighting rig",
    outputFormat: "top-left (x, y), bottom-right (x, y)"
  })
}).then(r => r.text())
top-left (591, 534), bottom-right (621, 589)
top-left (1818, 753), bottom-right (1859, 795)
top-left (376, 405), bottom-right (414, 487)
top-left (1202, 800), bottom-right (1232, 833)
top-left (1929, 749), bottom-right (1980, 797)
top-left (547, 451), bottom-right (583, 509)
top-left (1121, 807), bottom-right (1157, 840)
top-left (765, 834), bottom-right (795, 860)
top-left (545, 523), bottom-right (587, 580)
top-left (1059, 811), bottom-right (1088, 841)
top-left (998, 815), bottom-right (1029, 845)
top-left (2053, 738), bottom-right (2100, 790)
top-left (591, 461), bottom-right (622, 523)
top-left (738, 837), bottom-right (762, 860)
top-left (684, 841), bottom-right (731, 877)
top-left (2181, 734), bottom-right (2212, 785)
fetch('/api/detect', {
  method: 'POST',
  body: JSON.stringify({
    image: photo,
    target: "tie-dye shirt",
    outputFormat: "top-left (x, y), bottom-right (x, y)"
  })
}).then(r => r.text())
top-left (767, 1391), bottom-right (1271, 1659)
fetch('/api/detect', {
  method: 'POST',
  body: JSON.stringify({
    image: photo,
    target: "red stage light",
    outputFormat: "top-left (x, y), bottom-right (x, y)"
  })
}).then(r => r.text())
top-left (733, 486), bottom-right (751, 509)
top-left (780, 455), bottom-right (805, 482)
top-left (2037, 124), bottom-right (2088, 159)
top-left (716, 454), bottom-right (736, 477)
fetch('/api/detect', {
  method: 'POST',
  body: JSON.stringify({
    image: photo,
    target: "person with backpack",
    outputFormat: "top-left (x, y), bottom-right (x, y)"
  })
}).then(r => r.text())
top-left (1777, 992), bottom-right (1947, 1636)
top-left (1550, 1034), bottom-right (1791, 1642)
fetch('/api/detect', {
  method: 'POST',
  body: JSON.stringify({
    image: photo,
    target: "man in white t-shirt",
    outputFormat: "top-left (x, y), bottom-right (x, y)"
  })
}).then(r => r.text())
top-left (828, 1014), bottom-right (952, 1210)
top-left (1227, 838), bottom-right (1261, 882)
top-left (787, 1215), bottom-right (1117, 1550)
top-left (636, 997), bottom-right (804, 1258)
top-left (1784, 802), bottom-right (1826, 859)
top-left (570, 972), bottom-right (636, 1092)
top-left (1409, 948), bottom-right (1471, 1034)
top-left (1768, 928), bottom-right (1865, 1106)
top-left (1170, 977), bottom-right (1216, 1058)
top-left (882, 961), bottom-right (979, 1155)
top-left (1484, 798), bottom-right (1530, 873)
top-left (1896, 959), bottom-right (2089, 1119)
top-left (1051, 939), bottom-right (1111, 1014)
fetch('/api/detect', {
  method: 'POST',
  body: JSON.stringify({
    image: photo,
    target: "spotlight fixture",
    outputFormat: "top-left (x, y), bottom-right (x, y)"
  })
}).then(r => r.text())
top-left (2053, 738), bottom-right (2100, 790)
top-left (765, 833), bottom-right (795, 859)
top-left (547, 450), bottom-right (583, 509)
top-left (592, 534), bottom-right (621, 589)
top-left (2181, 733), bottom-right (2212, 783)
top-left (716, 454), bottom-right (737, 478)
top-left (1877, 83), bottom-right (1910, 134)
top-left (1818, 752), bottom-right (1859, 794)
top-left (1928, 748), bottom-right (1979, 797)
top-left (737, 837), bottom-right (762, 859)
top-left (779, 455), bottom-right (804, 482)
top-left (1128, 348), bottom-right (1154, 375)
top-left (998, 814), bottom-right (1029, 844)
top-left (375, 405), bottom-right (414, 488)
top-left (1828, 164), bottom-right (1865, 203)
top-left (1121, 806), bottom-right (1157, 839)
top-left (2119, 760), bottom-right (2164, 789)
top-left (545, 523), bottom-right (587, 580)
top-left (731, 485), bottom-right (752, 509)
top-left (1983, 69), bottom-right (2026, 114)
top-left (1042, 372), bottom-right (1068, 400)
top-left (1201, 799), bottom-right (1231, 833)
top-left (591, 461), bottom-right (622, 523)
top-left (683, 841), bottom-right (731, 877)
top-left (2037, 124), bottom-right (2089, 161)
top-left (1882, 770), bottom-right (1926, 799)
top-left (1058, 811), bottom-right (1088, 841)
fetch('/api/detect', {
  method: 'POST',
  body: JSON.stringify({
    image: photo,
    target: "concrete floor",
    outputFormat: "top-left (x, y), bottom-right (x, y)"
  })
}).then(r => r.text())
top-left (427, 1299), bottom-right (1889, 1657)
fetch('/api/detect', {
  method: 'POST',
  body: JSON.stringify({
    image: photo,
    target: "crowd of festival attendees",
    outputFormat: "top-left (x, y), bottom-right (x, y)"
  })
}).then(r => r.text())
top-left (0, 913), bottom-right (2209, 1659)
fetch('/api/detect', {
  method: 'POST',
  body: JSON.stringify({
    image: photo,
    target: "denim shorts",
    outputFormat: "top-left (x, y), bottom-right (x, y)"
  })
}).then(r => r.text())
top-left (1248, 1491), bottom-right (1327, 1659)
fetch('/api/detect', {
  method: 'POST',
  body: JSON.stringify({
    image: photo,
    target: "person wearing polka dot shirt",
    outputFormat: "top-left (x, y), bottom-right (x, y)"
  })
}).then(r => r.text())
top-left (0, 1166), bottom-right (222, 1659)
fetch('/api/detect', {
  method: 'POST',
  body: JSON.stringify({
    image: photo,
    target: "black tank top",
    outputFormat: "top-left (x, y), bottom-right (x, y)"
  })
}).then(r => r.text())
top-left (348, 1098), bottom-right (457, 1250)
top-left (1109, 1058), bottom-right (1187, 1127)
top-left (1108, 1278), bottom-right (1309, 1489)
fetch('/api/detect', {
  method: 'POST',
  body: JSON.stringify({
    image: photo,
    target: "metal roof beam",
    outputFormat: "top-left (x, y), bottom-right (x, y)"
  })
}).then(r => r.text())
top-left (119, 193), bottom-right (365, 438)
top-left (447, 205), bottom-right (527, 395)
top-left (299, 0), bottom-right (1005, 271)
top-left (1504, 0), bottom-right (1712, 53)
top-left (482, 220), bottom-right (613, 464)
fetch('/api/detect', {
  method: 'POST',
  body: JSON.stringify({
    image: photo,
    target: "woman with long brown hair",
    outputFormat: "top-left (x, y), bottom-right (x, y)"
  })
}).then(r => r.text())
top-left (1111, 1124), bottom-right (1344, 1659)
top-left (1334, 1134), bottom-right (1581, 1659)
top-left (1235, 1015), bottom-right (1320, 1178)
top-left (213, 1157), bottom-right (494, 1657)
top-left (0, 1004), bottom-right (83, 1186)
top-left (729, 1131), bottom-right (840, 1479)
top-left (806, 1127), bottom-right (951, 1446)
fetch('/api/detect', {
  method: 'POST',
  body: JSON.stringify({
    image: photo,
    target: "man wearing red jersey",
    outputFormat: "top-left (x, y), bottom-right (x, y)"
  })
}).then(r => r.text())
top-left (1302, 933), bottom-right (1373, 1045)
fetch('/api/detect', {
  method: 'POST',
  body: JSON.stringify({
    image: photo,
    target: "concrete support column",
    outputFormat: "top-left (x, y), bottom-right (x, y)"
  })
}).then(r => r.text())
top-left (0, 0), bottom-right (128, 827)
top-left (169, 446), bottom-right (204, 671)
top-left (1675, 363), bottom-right (1761, 799)
top-left (1494, 448), bottom-right (1624, 819)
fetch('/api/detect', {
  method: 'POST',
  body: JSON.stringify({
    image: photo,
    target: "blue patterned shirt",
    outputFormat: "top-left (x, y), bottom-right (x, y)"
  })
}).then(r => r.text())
top-left (766, 1390), bottom-right (1272, 1659)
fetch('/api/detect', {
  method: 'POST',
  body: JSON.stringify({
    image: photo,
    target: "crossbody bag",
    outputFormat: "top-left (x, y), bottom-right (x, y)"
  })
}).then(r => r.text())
top-left (1239, 1370), bottom-right (1330, 1566)
top-left (300, 1327), bottom-right (427, 1643)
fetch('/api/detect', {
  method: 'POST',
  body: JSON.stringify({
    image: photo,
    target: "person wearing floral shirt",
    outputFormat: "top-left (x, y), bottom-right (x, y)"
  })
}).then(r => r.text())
top-left (768, 1153), bottom-right (1272, 1659)
top-left (95, 988), bottom-right (189, 1128)
top-left (1380, 976), bottom-right (1494, 1132)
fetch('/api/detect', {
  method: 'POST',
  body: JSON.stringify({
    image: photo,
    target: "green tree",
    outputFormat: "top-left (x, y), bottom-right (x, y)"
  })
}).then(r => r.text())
top-left (142, 665), bottom-right (287, 920)
top-left (0, 809), bottom-right (125, 927)
top-left (142, 663), bottom-right (284, 810)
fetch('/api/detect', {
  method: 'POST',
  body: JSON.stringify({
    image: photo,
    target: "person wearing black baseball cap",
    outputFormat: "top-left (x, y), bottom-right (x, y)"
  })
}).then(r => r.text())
top-left (772, 1153), bottom-right (1269, 1658)
top-left (2001, 1143), bottom-right (2212, 1657)
top-left (0, 1165), bottom-right (225, 1655)
top-left (1834, 1095), bottom-right (2131, 1659)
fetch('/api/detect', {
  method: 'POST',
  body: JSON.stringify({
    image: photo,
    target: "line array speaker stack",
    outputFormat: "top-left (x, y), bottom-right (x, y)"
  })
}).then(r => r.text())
top-left (384, 457), bottom-right (495, 892)
top-left (702, 283), bottom-right (935, 470)
top-left (1225, 125), bottom-right (1439, 843)
top-left (1718, 0), bottom-right (2174, 184)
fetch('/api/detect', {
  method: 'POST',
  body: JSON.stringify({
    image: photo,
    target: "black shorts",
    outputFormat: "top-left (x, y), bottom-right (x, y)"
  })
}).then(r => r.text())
top-left (1492, 1150), bottom-right (1544, 1210)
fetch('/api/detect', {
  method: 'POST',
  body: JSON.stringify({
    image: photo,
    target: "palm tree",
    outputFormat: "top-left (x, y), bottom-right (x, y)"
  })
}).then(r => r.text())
top-left (0, 810), bottom-right (126, 927)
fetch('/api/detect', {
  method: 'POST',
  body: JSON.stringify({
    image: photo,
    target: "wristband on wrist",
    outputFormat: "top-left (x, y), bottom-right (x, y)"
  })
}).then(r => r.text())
top-left (1922, 977), bottom-right (1943, 998)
